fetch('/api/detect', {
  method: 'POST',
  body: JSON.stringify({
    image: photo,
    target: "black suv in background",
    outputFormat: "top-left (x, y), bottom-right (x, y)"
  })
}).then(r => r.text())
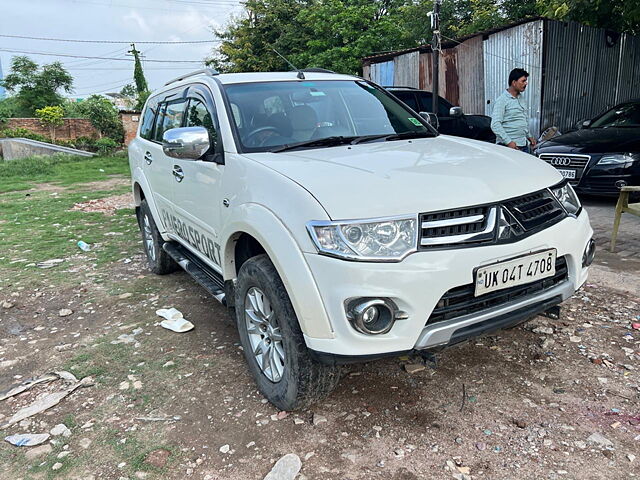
top-left (387, 86), bottom-right (496, 142)
top-left (535, 99), bottom-right (640, 198)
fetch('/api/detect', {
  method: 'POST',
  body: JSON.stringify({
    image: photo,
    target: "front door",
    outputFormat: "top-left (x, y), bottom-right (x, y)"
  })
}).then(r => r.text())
top-left (169, 85), bottom-right (225, 272)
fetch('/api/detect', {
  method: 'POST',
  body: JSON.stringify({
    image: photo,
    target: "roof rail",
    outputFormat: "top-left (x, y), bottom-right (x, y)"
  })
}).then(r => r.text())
top-left (300, 68), bottom-right (336, 74)
top-left (165, 68), bottom-right (219, 86)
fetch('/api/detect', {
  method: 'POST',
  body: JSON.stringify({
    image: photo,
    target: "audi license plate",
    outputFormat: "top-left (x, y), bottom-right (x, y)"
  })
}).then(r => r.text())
top-left (557, 169), bottom-right (576, 179)
top-left (474, 249), bottom-right (557, 297)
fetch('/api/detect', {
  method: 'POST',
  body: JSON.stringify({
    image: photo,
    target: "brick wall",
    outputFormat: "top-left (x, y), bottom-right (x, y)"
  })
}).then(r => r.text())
top-left (5, 118), bottom-right (99, 141)
top-left (120, 112), bottom-right (141, 146)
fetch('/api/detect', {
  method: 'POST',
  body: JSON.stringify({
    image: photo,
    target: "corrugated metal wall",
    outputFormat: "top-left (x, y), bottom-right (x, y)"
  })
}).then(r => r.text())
top-left (393, 51), bottom-right (420, 88)
top-left (542, 20), bottom-right (640, 132)
top-left (455, 36), bottom-right (484, 114)
top-left (484, 19), bottom-right (544, 137)
top-left (369, 60), bottom-right (394, 86)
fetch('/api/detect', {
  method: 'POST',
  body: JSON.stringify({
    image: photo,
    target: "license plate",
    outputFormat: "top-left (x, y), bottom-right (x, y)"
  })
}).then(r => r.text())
top-left (474, 249), bottom-right (557, 296)
top-left (557, 169), bottom-right (576, 179)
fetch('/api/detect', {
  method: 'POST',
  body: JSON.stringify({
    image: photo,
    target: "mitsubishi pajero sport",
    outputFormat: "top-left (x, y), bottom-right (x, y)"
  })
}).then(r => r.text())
top-left (129, 68), bottom-right (595, 410)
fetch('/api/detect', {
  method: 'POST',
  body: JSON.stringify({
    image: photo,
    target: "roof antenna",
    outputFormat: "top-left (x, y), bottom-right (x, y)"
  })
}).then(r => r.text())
top-left (272, 48), bottom-right (305, 80)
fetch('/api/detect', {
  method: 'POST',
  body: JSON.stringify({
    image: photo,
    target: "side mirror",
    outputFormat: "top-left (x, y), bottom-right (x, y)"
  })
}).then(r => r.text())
top-left (419, 111), bottom-right (440, 130)
top-left (449, 106), bottom-right (463, 118)
top-left (163, 127), bottom-right (210, 160)
top-left (581, 119), bottom-right (592, 129)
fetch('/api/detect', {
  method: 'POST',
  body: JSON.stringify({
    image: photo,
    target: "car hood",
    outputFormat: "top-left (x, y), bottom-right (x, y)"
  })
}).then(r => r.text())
top-left (242, 136), bottom-right (562, 219)
top-left (538, 127), bottom-right (640, 154)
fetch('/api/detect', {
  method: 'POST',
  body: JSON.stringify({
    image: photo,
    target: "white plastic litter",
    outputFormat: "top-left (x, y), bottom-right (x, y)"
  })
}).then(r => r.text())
top-left (5, 433), bottom-right (50, 447)
top-left (156, 308), bottom-right (194, 333)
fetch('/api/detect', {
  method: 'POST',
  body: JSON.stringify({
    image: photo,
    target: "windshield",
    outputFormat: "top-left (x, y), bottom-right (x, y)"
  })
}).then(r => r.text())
top-left (222, 80), bottom-right (434, 152)
top-left (590, 102), bottom-right (640, 128)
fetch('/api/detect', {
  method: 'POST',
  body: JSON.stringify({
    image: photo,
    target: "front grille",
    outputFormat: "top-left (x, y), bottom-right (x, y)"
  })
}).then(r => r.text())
top-left (419, 188), bottom-right (566, 249)
top-left (539, 153), bottom-right (590, 169)
top-left (503, 190), bottom-right (565, 230)
top-left (539, 153), bottom-right (591, 185)
top-left (427, 256), bottom-right (568, 325)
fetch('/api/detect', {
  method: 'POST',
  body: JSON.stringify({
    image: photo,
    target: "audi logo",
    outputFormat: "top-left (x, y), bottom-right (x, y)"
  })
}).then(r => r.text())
top-left (547, 157), bottom-right (572, 166)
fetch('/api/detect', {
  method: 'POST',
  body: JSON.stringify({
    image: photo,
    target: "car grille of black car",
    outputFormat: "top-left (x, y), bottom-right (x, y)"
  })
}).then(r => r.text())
top-left (419, 188), bottom-right (566, 248)
top-left (538, 154), bottom-right (591, 185)
top-left (426, 256), bottom-right (568, 325)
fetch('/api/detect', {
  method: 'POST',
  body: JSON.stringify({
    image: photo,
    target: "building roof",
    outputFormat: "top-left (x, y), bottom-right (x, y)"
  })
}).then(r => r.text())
top-left (363, 16), bottom-right (546, 64)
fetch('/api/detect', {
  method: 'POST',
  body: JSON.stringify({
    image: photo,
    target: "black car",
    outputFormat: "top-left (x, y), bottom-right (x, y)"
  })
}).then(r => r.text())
top-left (386, 87), bottom-right (496, 142)
top-left (536, 99), bottom-right (640, 198)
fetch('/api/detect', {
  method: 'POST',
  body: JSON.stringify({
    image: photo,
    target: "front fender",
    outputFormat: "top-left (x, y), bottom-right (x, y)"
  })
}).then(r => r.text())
top-left (221, 203), bottom-right (334, 340)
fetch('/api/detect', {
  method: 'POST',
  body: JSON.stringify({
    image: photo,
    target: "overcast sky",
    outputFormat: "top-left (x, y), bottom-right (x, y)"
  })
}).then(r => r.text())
top-left (0, 0), bottom-right (244, 98)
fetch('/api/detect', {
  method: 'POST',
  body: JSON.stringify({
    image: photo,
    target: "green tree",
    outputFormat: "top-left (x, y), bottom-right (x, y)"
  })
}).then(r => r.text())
top-left (76, 95), bottom-right (123, 141)
top-left (35, 105), bottom-right (65, 141)
top-left (128, 44), bottom-right (149, 110)
top-left (0, 56), bottom-right (73, 116)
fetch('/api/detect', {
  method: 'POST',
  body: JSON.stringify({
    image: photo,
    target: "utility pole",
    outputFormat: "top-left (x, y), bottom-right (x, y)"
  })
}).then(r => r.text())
top-left (431, 0), bottom-right (442, 117)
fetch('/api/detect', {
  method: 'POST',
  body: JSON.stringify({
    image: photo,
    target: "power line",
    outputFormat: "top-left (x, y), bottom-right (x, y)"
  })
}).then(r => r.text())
top-left (0, 48), bottom-right (205, 63)
top-left (0, 34), bottom-right (221, 45)
top-left (63, 0), bottom-right (241, 13)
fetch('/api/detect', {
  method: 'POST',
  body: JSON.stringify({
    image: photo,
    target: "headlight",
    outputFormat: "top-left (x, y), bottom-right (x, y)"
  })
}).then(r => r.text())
top-left (597, 154), bottom-right (636, 167)
top-left (307, 216), bottom-right (417, 261)
top-left (551, 182), bottom-right (581, 216)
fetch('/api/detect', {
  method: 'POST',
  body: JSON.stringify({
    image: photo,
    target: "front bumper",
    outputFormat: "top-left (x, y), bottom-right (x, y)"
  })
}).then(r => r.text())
top-left (303, 210), bottom-right (592, 358)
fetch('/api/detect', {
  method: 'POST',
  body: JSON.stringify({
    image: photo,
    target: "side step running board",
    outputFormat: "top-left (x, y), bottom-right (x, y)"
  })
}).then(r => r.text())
top-left (163, 242), bottom-right (226, 305)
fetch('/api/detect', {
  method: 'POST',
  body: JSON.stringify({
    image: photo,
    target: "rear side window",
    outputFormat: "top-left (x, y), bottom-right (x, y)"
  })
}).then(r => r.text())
top-left (154, 99), bottom-right (187, 142)
top-left (139, 99), bottom-right (158, 140)
top-left (393, 91), bottom-right (419, 112)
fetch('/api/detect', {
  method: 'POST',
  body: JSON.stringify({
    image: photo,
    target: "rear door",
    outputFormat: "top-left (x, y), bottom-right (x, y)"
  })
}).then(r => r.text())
top-left (145, 91), bottom-right (189, 233)
top-left (169, 84), bottom-right (225, 271)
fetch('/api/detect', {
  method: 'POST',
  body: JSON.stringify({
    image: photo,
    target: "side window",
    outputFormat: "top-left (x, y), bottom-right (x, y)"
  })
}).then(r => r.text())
top-left (393, 92), bottom-right (419, 112)
top-left (140, 98), bottom-right (158, 140)
top-left (154, 99), bottom-right (187, 142)
top-left (263, 95), bottom-right (284, 115)
top-left (185, 96), bottom-right (219, 149)
top-left (417, 92), bottom-right (451, 117)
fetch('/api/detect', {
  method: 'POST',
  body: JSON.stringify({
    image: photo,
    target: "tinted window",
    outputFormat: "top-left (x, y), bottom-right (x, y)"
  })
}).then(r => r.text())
top-left (392, 91), bottom-right (419, 111)
top-left (140, 99), bottom-right (159, 140)
top-left (417, 92), bottom-right (452, 116)
top-left (154, 99), bottom-right (187, 142)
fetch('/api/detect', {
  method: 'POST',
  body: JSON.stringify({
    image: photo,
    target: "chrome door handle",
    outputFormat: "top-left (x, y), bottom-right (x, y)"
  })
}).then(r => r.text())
top-left (172, 165), bottom-right (184, 182)
top-left (144, 151), bottom-right (153, 165)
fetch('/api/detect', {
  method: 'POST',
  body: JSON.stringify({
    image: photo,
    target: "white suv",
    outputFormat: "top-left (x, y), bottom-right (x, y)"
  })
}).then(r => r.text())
top-left (129, 69), bottom-right (595, 410)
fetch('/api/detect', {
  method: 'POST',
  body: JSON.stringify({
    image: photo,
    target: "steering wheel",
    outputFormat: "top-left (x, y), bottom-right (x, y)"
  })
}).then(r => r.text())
top-left (244, 126), bottom-right (280, 147)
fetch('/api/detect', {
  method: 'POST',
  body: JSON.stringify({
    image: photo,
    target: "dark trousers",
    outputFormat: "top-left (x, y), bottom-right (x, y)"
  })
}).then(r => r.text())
top-left (499, 143), bottom-right (531, 154)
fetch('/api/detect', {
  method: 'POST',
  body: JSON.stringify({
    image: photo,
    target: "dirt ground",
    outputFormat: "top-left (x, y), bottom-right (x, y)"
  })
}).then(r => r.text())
top-left (0, 198), bottom-right (639, 479)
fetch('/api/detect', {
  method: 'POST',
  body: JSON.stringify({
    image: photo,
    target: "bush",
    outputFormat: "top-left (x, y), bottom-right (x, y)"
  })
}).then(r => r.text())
top-left (95, 137), bottom-right (119, 154)
top-left (0, 127), bottom-right (50, 143)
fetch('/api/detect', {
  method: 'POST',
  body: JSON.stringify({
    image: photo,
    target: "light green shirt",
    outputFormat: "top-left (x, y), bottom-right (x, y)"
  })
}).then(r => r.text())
top-left (490, 90), bottom-right (531, 147)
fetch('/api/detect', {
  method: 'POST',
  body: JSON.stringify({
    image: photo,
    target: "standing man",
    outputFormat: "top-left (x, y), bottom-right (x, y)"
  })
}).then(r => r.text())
top-left (490, 68), bottom-right (537, 153)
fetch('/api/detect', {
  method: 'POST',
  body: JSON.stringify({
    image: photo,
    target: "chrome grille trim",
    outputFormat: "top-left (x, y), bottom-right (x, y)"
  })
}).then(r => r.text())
top-left (420, 208), bottom-right (497, 246)
top-left (421, 214), bottom-right (485, 229)
top-left (539, 153), bottom-right (591, 169)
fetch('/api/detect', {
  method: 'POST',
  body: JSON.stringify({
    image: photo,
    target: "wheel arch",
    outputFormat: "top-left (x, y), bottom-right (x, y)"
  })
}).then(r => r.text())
top-left (221, 205), bottom-right (334, 340)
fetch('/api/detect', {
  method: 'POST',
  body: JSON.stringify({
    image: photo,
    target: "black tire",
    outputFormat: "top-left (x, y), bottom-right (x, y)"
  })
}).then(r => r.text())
top-left (137, 199), bottom-right (178, 275)
top-left (235, 254), bottom-right (340, 410)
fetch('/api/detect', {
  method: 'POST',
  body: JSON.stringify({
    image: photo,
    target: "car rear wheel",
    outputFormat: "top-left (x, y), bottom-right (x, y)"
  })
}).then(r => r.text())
top-left (137, 199), bottom-right (178, 275)
top-left (235, 254), bottom-right (340, 410)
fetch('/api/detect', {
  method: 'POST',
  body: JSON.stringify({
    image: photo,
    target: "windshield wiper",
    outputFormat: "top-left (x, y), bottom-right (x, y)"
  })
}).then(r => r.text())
top-left (270, 136), bottom-right (356, 153)
top-left (350, 131), bottom-right (435, 145)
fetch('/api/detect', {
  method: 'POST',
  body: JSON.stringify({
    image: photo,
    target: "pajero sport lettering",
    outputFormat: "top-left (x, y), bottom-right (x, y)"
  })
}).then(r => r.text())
top-left (129, 68), bottom-right (595, 410)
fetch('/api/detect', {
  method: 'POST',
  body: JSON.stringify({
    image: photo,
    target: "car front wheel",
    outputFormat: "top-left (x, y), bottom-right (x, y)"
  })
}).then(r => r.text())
top-left (235, 254), bottom-right (340, 410)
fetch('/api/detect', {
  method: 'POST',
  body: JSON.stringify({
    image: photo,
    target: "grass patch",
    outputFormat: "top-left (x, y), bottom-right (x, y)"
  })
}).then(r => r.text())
top-left (0, 153), bottom-right (130, 192)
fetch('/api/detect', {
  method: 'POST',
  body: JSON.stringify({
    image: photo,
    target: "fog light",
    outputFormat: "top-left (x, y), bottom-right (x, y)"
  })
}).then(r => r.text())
top-left (345, 298), bottom-right (402, 335)
top-left (582, 238), bottom-right (596, 267)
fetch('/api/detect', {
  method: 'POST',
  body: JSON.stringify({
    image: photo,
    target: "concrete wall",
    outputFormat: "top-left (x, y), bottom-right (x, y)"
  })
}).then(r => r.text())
top-left (0, 138), bottom-right (95, 161)
top-left (120, 112), bottom-right (140, 146)
top-left (5, 118), bottom-right (98, 141)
